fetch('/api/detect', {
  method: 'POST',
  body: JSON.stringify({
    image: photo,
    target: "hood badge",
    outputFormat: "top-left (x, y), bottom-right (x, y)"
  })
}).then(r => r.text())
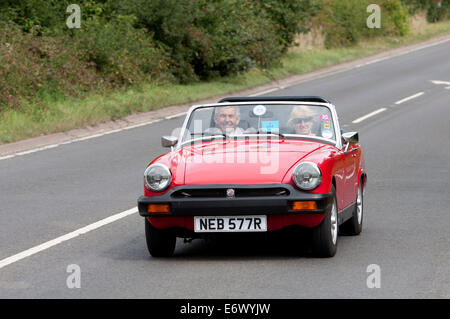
top-left (226, 188), bottom-right (235, 198)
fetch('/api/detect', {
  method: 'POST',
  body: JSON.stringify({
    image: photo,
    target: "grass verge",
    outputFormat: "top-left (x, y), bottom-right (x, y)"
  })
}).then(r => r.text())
top-left (1, 18), bottom-right (449, 144)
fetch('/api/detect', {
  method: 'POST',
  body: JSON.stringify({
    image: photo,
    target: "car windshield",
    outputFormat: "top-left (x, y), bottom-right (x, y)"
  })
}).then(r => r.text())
top-left (180, 104), bottom-right (336, 145)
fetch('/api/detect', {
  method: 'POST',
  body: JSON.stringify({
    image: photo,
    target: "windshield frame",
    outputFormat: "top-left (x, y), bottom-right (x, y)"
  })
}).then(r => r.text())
top-left (176, 101), bottom-right (342, 150)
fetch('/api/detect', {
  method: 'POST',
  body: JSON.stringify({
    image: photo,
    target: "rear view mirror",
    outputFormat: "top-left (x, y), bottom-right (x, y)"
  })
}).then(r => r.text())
top-left (342, 131), bottom-right (359, 144)
top-left (342, 132), bottom-right (358, 152)
top-left (161, 136), bottom-right (178, 148)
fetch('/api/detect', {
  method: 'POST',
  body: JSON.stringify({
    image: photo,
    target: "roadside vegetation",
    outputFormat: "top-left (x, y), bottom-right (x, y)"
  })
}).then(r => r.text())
top-left (0, 0), bottom-right (449, 143)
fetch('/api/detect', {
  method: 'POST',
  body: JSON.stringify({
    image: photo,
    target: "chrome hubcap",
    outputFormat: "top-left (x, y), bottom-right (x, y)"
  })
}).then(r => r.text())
top-left (331, 198), bottom-right (338, 245)
top-left (357, 186), bottom-right (363, 225)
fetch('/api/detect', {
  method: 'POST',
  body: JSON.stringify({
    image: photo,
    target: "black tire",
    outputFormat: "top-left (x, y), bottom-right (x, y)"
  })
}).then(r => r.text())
top-left (340, 180), bottom-right (363, 236)
top-left (311, 185), bottom-right (338, 257)
top-left (145, 218), bottom-right (176, 257)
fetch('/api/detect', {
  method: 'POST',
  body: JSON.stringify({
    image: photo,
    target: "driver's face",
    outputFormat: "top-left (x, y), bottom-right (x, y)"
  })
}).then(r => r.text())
top-left (214, 107), bottom-right (240, 133)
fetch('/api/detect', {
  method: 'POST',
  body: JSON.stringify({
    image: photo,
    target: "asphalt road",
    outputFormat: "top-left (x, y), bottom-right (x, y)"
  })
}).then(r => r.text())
top-left (0, 39), bottom-right (449, 298)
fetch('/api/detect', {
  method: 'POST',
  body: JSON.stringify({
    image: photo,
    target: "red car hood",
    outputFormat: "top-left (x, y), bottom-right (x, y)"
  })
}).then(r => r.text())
top-left (182, 139), bottom-right (325, 184)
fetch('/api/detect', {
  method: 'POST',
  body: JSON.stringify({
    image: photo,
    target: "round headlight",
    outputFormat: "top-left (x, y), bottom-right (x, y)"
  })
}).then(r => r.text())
top-left (144, 164), bottom-right (172, 192)
top-left (293, 162), bottom-right (322, 190)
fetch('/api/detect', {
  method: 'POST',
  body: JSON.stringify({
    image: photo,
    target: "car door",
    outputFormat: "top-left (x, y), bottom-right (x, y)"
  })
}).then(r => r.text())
top-left (343, 143), bottom-right (359, 208)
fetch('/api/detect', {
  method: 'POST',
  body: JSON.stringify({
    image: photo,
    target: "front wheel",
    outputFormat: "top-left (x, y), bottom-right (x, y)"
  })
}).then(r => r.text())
top-left (145, 218), bottom-right (176, 257)
top-left (311, 185), bottom-right (338, 257)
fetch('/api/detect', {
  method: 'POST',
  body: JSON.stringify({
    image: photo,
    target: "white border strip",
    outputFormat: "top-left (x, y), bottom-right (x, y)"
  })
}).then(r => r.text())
top-left (352, 108), bottom-right (387, 124)
top-left (249, 87), bottom-right (281, 96)
top-left (0, 207), bottom-right (138, 270)
top-left (394, 92), bottom-right (424, 105)
top-left (0, 113), bottom-right (188, 161)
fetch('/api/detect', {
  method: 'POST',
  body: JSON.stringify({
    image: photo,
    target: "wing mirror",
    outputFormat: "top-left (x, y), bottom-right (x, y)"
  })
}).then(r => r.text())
top-left (161, 136), bottom-right (178, 148)
top-left (341, 131), bottom-right (358, 152)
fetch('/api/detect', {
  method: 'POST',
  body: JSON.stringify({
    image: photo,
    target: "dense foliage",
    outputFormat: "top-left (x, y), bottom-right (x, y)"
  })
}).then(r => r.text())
top-left (317, 0), bottom-right (412, 48)
top-left (0, 0), bottom-right (448, 109)
top-left (401, 0), bottom-right (450, 20)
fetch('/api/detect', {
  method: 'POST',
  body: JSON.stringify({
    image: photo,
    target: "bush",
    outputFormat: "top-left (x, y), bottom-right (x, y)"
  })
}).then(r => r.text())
top-left (0, 0), bottom-right (71, 33)
top-left (427, 0), bottom-right (450, 22)
top-left (72, 15), bottom-right (172, 86)
top-left (120, 0), bottom-right (286, 82)
top-left (0, 0), bottom-right (322, 89)
top-left (318, 0), bottom-right (411, 48)
top-left (400, 0), bottom-right (450, 22)
top-left (319, 0), bottom-right (370, 48)
top-left (0, 23), bottom-right (100, 109)
top-left (383, 0), bottom-right (410, 36)
top-left (255, 0), bottom-right (320, 51)
top-left (400, 0), bottom-right (430, 14)
top-left (2, 0), bottom-right (445, 111)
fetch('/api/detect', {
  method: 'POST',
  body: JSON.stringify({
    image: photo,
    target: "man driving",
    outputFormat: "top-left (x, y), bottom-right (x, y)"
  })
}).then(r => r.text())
top-left (214, 106), bottom-right (244, 135)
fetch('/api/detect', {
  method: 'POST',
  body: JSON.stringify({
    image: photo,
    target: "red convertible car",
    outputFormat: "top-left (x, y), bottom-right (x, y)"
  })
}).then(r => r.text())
top-left (138, 96), bottom-right (366, 257)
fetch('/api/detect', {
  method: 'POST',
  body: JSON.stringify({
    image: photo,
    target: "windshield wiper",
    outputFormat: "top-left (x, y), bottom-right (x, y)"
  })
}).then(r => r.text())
top-left (184, 133), bottom-right (229, 145)
top-left (205, 133), bottom-right (229, 140)
top-left (192, 132), bottom-right (229, 139)
top-left (256, 131), bottom-right (286, 139)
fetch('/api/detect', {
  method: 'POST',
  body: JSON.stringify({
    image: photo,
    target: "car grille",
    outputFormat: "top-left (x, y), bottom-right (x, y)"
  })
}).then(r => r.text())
top-left (171, 187), bottom-right (290, 198)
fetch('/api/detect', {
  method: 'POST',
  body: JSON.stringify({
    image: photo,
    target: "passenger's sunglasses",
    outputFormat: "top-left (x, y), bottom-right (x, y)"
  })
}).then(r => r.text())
top-left (292, 116), bottom-right (313, 124)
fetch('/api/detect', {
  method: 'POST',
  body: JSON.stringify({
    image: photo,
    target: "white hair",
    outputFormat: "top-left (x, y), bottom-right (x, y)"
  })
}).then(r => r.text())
top-left (215, 106), bottom-right (240, 118)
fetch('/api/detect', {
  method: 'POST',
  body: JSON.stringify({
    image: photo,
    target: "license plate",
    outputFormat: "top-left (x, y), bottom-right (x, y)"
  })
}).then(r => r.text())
top-left (194, 215), bottom-right (267, 233)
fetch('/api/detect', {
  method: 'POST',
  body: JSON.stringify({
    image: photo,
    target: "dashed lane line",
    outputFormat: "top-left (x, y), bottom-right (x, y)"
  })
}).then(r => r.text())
top-left (394, 92), bottom-right (425, 105)
top-left (352, 108), bottom-right (387, 124)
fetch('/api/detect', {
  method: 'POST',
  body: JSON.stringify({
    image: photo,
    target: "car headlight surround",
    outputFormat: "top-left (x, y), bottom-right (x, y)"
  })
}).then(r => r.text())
top-left (144, 163), bottom-right (172, 192)
top-left (293, 162), bottom-right (322, 190)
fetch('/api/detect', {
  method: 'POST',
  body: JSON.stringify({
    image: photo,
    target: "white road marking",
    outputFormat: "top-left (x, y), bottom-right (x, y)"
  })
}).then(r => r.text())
top-left (355, 57), bottom-right (389, 68)
top-left (394, 92), bottom-right (425, 105)
top-left (352, 108), bottom-right (387, 124)
top-left (164, 112), bottom-right (187, 120)
top-left (0, 119), bottom-right (164, 161)
top-left (249, 87), bottom-right (282, 96)
top-left (0, 155), bottom-right (14, 161)
top-left (354, 36), bottom-right (449, 68)
top-left (431, 80), bottom-right (450, 89)
top-left (431, 80), bottom-right (450, 85)
top-left (16, 144), bottom-right (59, 156)
top-left (0, 207), bottom-right (138, 270)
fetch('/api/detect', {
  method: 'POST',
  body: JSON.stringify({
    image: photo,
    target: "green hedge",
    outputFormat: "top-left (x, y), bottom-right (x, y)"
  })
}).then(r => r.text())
top-left (0, 0), bottom-right (315, 109)
top-left (427, 0), bottom-right (450, 22)
top-left (119, 0), bottom-right (281, 82)
top-left (318, 0), bottom-right (410, 48)
top-left (401, 0), bottom-right (450, 21)
top-left (118, 0), bottom-right (316, 81)
top-left (0, 0), bottom-right (448, 110)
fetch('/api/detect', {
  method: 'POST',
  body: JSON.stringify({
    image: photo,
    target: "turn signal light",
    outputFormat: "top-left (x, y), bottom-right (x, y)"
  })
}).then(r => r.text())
top-left (291, 201), bottom-right (317, 211)
top-left (147, 204), bottom-right (171, 214)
